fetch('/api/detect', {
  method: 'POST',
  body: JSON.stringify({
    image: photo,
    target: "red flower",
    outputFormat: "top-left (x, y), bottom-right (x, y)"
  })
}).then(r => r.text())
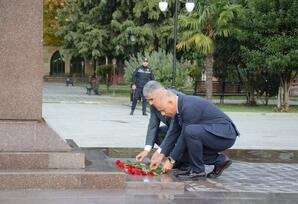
top-left (147, 171), bottom-right (154, 176)
top-left (127, 164), bottom-right (135, 169)
top-left (114, 160), bottom-right (161, 176)
top-left (127, 169), bottom-right (134, 175)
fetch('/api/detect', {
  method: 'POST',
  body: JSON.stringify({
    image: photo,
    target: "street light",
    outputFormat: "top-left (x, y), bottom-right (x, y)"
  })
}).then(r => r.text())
top-left (112, 58), bottom-right (117, 96)
top-left (159, 0), bottom-right (195, 88)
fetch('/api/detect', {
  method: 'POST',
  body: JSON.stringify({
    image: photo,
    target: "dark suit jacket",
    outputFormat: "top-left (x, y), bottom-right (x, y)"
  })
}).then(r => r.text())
top-left (145, 106), bottom-right (172, 147)
top-left (160, 95), bottom-right (240, 160)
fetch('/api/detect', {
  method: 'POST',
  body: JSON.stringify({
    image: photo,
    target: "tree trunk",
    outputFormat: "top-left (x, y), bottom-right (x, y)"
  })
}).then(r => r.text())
top-left (277, 78), bottom-right (290, 111)
top-left (282, 80), bottom-right (290, 111)
top-left (277, 85), bottom-right (283, 109)
top-left (93, 58), bottom-right (96, 73)
top-left (205, 54), bottom-right (214, 101)
top-left (105, 56), bottom-right (109, 65)
top-left (265, 92), bottom-right (269, 106)
top-left (105, 56), bottom-right (109, 91)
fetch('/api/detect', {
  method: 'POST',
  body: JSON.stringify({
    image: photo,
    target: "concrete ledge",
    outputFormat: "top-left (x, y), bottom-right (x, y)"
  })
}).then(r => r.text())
top-left (0, 152), bottom-right (85, 169)
top-left (0, 171), bottom-right (125, 190)
top-left (94, 147), bottom-right (298, 163)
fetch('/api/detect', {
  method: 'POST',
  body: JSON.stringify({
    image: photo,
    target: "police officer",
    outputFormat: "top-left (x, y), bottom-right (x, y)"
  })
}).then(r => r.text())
top-left (130, 58), bottom-right (154, 115)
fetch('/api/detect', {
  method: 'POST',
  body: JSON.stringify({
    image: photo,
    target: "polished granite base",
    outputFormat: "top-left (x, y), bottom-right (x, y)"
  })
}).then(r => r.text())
top-left (0, 152), bottom-right (84, 169)
top-left (0, 170), bottom-right (125, 190)
top-left (0, 144), bottom-right (126, 190)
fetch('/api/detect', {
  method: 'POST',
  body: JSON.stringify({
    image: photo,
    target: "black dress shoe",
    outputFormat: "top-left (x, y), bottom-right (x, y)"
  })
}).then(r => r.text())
top-left (142, 113), bottom-right (148, 116)
top-left (177, 169), bottom-right (206, 180)
top-left (172, 163), bottom-right (190, 175)
top-left (130, 111), bottom-right (134, 115)
top-left (207, 160), bottom-right (232, 178)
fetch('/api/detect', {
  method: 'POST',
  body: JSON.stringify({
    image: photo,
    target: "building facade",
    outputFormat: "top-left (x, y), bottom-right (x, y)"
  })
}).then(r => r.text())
top-left (43, 46), bottom-right (94, 78)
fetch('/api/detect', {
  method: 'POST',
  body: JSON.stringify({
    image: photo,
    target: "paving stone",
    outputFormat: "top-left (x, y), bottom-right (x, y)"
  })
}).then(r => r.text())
top-left (185, 162), bottom-right (298, 193)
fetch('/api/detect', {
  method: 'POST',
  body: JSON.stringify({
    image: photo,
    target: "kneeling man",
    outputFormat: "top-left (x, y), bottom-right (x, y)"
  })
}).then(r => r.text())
top-left (146, 81), bottom-right (240, 179)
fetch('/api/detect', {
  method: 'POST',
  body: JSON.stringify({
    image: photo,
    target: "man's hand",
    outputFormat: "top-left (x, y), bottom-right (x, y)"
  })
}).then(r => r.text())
top-left (150, 152), bottom-right (164, 169)
top-left (151, 151), bottom-right (160, 161)
top-left (132, 84), bottom-right (137, 90)
top-left (135, 150), bottom-right (149, 162)
top-left (162, 159), bottom-right (173, 174)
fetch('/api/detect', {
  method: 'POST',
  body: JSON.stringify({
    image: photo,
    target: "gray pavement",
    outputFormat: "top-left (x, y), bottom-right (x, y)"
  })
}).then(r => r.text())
top-left (43, 82), bottom-right (298, 150)
top-left (186, 162), bottom-right (298, 193)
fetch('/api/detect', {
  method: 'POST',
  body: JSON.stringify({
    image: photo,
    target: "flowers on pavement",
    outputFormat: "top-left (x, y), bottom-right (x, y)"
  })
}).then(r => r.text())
top-left (114, 160), bottom-right (162, 176)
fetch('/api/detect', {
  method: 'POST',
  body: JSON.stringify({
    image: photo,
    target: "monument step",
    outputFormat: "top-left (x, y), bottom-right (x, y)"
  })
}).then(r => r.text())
top-left (0, 170), bottom-right (125, 190)
top-left (0, 152), bottom-right (85, 169)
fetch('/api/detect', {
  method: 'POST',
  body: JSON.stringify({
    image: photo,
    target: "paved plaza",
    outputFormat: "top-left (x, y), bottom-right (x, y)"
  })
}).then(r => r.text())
top-left (42, 82), bottom-right (298, 150)
top-left (186, 162), bottom-right (298, 193)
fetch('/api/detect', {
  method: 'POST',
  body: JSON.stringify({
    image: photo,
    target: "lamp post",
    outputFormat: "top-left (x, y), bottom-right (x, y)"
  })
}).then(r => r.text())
top-left (81, 60), bottom-right (84, 77)
top-left (130, 35), bottom-right (136, 57)
top-left (159, 0), bottom-right (195, 88)
top-left (112, 58), bottom-right (117, 96)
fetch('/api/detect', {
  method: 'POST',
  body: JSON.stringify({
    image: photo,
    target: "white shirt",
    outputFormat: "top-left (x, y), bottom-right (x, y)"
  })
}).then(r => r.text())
top-left (156, 95), bottom-right (179, 154)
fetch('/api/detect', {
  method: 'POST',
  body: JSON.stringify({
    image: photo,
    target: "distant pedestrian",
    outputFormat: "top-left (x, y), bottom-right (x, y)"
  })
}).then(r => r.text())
top-left (130, 58), bottom-right (154, 116)
top-left (66, 74), bottom-right (75, 86)
top-left (90, 73), bottom-right (99, 95)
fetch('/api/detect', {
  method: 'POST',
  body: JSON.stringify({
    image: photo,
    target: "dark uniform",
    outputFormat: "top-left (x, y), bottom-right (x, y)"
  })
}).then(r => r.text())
top-left (130, 64), bottom-right (154, 115)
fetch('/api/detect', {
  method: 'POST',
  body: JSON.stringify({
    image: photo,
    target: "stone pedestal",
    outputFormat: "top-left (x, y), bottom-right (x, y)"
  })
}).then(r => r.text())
top-left (0, 1), bottom-right (126, 190)
top-left (0, 0), bottom-right (42, 120)
top-left (0, 0), bottom-right (70, 151)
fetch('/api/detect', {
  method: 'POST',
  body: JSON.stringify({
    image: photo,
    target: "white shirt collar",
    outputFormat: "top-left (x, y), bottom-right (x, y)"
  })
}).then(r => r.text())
top-left (176, 95), bottom-right (179, 114)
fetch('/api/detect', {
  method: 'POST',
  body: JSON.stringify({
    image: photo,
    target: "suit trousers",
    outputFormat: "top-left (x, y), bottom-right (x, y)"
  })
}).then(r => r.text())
top-left (183, 124), bottom-right (236, 172)
top-left (131, 88), bottom-right (147, 114)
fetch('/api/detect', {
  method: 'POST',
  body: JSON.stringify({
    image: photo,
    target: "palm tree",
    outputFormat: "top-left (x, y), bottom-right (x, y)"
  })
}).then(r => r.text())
top-left (177, 0), bottom-right (242, 100)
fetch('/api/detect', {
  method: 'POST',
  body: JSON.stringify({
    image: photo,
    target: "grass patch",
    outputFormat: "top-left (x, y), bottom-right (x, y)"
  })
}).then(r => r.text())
top-left (99, 84), bottom-right (131, 97)
top-left (79, 83), bottom-right (298, 113)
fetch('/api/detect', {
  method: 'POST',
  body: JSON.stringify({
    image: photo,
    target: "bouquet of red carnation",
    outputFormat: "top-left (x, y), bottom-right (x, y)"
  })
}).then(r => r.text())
top-left (114, 160), bottom-right (162, 176)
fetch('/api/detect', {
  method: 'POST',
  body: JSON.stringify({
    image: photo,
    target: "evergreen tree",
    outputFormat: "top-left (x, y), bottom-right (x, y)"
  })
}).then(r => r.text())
top-left (57, 0), bottom-right (114, 63)
top-left (237, 0), bottom-right (298, 110)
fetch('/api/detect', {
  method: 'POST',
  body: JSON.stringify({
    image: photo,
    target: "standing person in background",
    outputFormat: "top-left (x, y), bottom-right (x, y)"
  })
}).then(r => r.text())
top-left (90, 73), bottom-right (99, 95)
top-left (130, 58), bottom-right (154, 116)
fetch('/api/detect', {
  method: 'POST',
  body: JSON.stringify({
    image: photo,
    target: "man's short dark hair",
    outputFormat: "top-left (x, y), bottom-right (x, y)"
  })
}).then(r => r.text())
top-left (143, 80), bottom-right (164, 96)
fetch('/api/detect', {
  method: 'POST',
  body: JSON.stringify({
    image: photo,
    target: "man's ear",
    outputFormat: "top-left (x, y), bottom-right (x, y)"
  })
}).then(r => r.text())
top-left (167, 97), bottom-right (175, 106)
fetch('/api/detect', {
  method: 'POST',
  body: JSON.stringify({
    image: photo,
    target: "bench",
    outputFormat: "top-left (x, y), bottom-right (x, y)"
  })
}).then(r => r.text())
top-left (66, 77), bottom-right (74, 86)
top-left (193, 81), bottom-right (246, 104)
